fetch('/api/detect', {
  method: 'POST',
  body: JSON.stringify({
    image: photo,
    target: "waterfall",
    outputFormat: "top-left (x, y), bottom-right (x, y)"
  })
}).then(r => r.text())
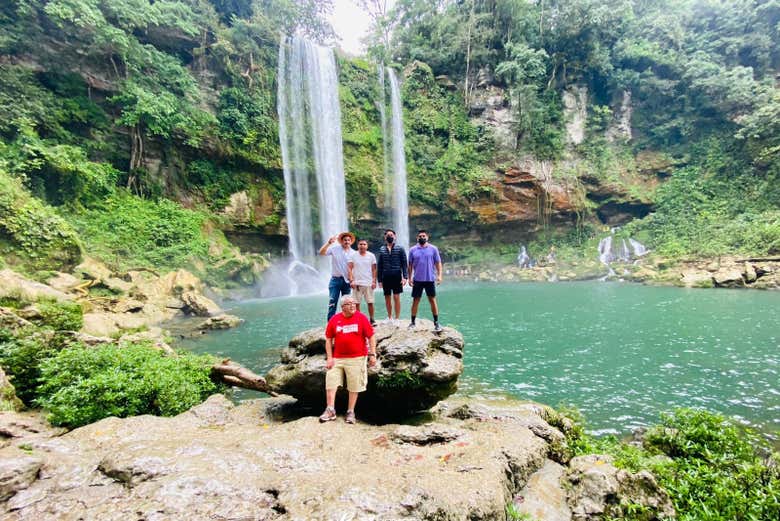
top-left (598, 236), bottom-right (614, 265)
top-left (304, 41), bottom-right (348, 240)
top-left (386, 68), bottom-right (410, 250)
top-left (270, 34), bottom-right (349, 297)
top-left (517, 245), bottom-right (531, 268)
top-left (629, 238), bottom-right (649, 257)
top-left (377, 64), bottom-right (392, 212)
top-left (277, 37), bottom-right (313, 260)
top-left (277, 34), bottom-right (348, 261)
top-left (597, 234), bottom-right (651, 280)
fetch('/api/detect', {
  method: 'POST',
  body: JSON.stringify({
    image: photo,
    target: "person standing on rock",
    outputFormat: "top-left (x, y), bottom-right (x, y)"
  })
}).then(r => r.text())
top-left (376, 229), bottom-right (408, 324)
top-left (351, 239), bottom-right (378, 326)
top-left (408, 229), bottom-right (443, 333)
top-left (320, 296), bottom-right (377, 424)
top-left (319, 232), bottom-right (356, 321)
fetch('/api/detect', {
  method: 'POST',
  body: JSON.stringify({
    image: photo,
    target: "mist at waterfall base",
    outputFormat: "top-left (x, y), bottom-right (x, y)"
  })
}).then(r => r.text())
top-left (183, 281), bottom-right (780, 438)
top-left (258, 257), bottom-right (330, 298)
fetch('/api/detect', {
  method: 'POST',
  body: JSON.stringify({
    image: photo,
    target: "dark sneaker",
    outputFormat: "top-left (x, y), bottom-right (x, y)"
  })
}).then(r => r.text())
top-left (407, 322), bottom-right (416, 330)
top-left (345, 410), bottom-right (356, 424)
top-left (370, 319), bottom-right (377, 327)
top-left (318, 407), bottom-right (336, 423)
top-left (433, 323), bottom-right (443, 333)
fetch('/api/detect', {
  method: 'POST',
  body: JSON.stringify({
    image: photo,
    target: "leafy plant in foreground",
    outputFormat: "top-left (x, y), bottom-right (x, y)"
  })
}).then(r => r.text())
top-left (35, 343), bottom-right (223, 428)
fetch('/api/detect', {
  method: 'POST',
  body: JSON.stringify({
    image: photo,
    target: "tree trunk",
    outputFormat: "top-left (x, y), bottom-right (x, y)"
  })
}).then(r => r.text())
top-left (127, 124), bottom-right (143, 193)
top-left (464, 0), bottom-right (476, 107)
top-left (211, 360), bottom-right (278, 396)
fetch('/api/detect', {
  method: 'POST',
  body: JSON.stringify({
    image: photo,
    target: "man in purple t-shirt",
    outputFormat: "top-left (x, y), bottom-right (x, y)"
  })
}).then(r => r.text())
top-left (407, 229), bottom-right (443, 333)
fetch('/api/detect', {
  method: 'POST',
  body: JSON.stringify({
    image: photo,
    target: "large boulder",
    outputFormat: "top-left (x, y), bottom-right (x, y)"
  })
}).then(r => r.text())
top-left (0, 270), bottom-right (71, 303)
top-left (265, 320), bottom-right (464, 417)
top-left (565, 454), bottom-right (675, 520)
top-left (180, 291), bottom-right (221, 317)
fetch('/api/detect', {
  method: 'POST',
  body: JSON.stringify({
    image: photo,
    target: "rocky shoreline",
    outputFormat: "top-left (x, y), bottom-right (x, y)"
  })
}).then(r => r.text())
top-left (0, 395), bottom-right (674, 520)
top-left (0, 259), bottom-right (245, 353)
top-left (447, 255), bottom-right (780, 290)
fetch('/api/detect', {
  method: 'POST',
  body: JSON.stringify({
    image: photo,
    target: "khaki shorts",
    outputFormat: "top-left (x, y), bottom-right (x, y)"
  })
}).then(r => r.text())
top-left (353, 285), bottom-right (375, 305)
top-left (325, 356), bottom-right (368, 392)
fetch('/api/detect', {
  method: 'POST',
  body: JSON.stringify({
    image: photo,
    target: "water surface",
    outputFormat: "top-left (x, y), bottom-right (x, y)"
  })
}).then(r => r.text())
top-left (181, 281), bottom-right (780, 437)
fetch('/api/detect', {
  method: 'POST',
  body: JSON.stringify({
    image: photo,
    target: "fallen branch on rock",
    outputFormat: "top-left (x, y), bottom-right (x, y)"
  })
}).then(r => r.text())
top-left (211, 359), bottom-right (278, 396)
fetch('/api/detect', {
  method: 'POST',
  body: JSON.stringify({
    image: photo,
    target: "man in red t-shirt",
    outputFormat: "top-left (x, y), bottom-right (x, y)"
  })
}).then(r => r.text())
top-left (319, 296), bottom-right (377, 424)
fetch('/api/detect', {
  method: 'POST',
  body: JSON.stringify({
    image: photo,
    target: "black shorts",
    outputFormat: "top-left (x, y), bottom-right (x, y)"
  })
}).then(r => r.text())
top-left (411, 281), bottom-right (436, 298)
top-left (381, 273), bottom-right (403, 295)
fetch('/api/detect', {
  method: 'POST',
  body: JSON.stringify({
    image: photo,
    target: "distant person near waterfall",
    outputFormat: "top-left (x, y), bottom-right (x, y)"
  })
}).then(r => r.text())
top-left (377, 229), bottom-right (408, 324)
top-left (319, 232), bottom-right (355, 321)
top-left (319, 296), bottom-right (377, 424)
top-left (408, 229), bottom-right (443, 333)
top-left (351, 239), bottom-right (378, 326)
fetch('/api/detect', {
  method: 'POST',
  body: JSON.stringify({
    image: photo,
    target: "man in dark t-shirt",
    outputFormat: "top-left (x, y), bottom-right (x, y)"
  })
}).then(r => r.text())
top-left (376, 229), bottom-right (408, 324)
top-left (319, 296), bottom-right (377, 424)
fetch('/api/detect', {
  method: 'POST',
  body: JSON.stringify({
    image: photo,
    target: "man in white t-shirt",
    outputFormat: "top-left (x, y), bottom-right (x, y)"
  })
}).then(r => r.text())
top-left (350, 239), bottom-right (377, 326)
top-left (319, 232), bottom-right (355, 321)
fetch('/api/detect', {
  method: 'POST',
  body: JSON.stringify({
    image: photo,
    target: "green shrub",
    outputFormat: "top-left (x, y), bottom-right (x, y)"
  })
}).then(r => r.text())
top-left (35, 300), bottom-right (83, 331)
top-left (35, 343), bottom-right (223, 428)
top-left (0, 331), bottom-right (60, 404)
top-left (66, 191), bottom-right (210, 271)
top-left (572, 407), bottom-right (780, 521)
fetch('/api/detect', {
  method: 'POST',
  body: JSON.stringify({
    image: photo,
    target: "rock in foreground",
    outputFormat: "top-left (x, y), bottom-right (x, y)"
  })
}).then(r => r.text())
top-left (0, 396), bottom-right (674, 520)
top-left (265, 320), bottom-right (464, 417)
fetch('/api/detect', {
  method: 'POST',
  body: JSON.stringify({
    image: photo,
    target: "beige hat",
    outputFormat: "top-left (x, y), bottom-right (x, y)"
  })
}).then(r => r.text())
top-left (338, 231), bottom-right (356, 242)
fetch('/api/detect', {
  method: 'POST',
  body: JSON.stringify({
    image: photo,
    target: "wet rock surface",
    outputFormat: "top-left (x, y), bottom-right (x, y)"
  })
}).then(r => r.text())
top-left (265, 320), bottom-right (464, 417)
top-left (0, 396), bottom-right (676, 520)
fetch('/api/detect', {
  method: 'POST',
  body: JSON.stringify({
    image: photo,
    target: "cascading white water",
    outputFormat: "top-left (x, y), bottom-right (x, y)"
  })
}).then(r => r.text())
top-left (629, 238), bottom-right (649, 257)
top-left (277, 37), bottom-right (314, 260)
top-left (271, 34), bottom-right (349, 297)
top-left (597, 234), bottom-right (650, 280)
top-left (598, 235), bottom-right (614, 265)
top-left (303, 41), bottom-right (348, 239)
top-left (377, 64), bottom-right (392, 212)
top-left (517, 245), bottom-right (531, 268)
top-left (386, 68), bottom-right (410, 250)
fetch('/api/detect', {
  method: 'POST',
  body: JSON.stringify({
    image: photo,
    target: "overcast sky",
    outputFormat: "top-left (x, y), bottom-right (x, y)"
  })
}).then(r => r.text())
top-left (327, 0), bottom-right (395, 55)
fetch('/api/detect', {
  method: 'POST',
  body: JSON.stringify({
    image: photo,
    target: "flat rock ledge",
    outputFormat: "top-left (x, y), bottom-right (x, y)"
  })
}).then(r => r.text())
top-left (0, 396), bottom-right (674, 520)
top-left (266, 320), bottom-right (464, 417)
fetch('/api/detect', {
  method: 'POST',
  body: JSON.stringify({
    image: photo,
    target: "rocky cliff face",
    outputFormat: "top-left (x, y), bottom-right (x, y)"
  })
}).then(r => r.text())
top-left (457, 81), bottom-right (671, 237)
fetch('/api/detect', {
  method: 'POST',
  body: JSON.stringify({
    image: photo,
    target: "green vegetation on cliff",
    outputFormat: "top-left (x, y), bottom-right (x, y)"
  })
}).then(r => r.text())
top-left (369, 0), bottom-right (779, 258)
top-left (0, 0), bottom-right (778, 275)
top-left (0, 0), bottom-right (318, 280)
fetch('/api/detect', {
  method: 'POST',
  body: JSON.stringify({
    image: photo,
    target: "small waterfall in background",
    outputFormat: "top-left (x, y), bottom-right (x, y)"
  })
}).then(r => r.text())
top-left (598, 230), bottom-right (650, 279)
top-left (269, 34), bottom-right (349, 297)
top-left (385, 67), bottom-right (410, 250)
top-left (629, 238), bottom-right (648, 257)
top-left (517, 245), bottom-right (531, 268)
